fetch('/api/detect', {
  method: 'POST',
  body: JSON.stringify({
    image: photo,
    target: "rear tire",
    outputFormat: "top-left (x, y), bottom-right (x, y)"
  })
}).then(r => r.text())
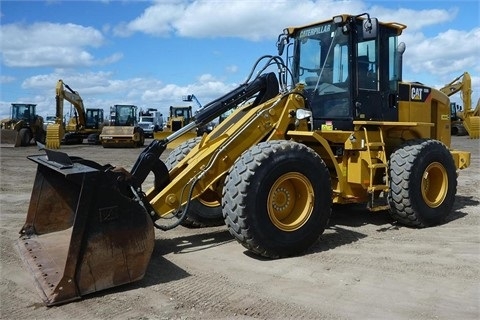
top-left (388, 139), bottom-right (457, 227)
top-left (19, 128), bottom-right (31, 146)
top-left (223, 140), bottom-right (331, 258)
top-left (165, 137), bottom-right (224, 228)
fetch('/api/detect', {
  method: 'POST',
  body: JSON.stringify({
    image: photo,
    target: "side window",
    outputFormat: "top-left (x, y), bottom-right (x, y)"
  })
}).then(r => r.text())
top-left (389, 36), bottom-right (401, 91)
top-left (357, 40), bottom-right (378, 90)
top-left (333, 43), bottom-right (349, 83)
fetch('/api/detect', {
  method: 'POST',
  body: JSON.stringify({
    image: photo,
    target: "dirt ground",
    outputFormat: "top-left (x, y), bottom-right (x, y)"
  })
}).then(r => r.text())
top-left (1, 136), bottom-right (479, 320)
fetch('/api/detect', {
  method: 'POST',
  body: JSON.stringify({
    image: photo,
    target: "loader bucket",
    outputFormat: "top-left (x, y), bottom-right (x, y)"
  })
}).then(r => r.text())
top-left (1, 129), bottom-right (21, 147)
top-left (463, 116), bottom-right (480, 139)
top-left (17, 152), bottom-right (154, 306)
top-left (45, 124), bottom-right (64, 149)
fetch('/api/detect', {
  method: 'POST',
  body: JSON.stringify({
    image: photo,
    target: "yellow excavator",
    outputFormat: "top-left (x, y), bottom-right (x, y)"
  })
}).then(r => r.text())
top-left (46, 80), bottom-right (105, 148)
top-left (439, 72), bottom-right (480, 139)
top-left (18, 13), bottom-right (471, 306)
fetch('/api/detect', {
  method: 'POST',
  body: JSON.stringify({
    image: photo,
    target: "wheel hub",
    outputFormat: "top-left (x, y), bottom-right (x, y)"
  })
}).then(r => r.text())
top-left (267, 172), bottom-right (314, 232)
top-left (421, 162), bottom-right (448, 208)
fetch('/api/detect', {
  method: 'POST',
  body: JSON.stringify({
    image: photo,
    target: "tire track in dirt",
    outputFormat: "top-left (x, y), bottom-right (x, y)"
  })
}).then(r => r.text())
top-left (155, 271), bottom-right (337, 319)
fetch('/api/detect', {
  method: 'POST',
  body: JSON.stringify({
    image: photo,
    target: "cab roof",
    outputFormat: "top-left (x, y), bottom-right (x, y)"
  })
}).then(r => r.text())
top-left (285, 14), bottom-right (406, 36)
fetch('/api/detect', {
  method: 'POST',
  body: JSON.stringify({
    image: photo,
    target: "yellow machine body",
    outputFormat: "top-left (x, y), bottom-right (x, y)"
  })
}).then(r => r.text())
top-left (18, 13), bottom-right (471, 306)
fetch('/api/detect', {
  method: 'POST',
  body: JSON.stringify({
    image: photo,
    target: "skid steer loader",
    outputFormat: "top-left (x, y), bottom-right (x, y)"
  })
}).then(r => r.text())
top-left (18, 13), bottom-right (471, 306)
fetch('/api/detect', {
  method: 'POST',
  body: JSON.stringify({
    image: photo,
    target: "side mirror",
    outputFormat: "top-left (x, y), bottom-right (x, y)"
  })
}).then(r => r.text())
top-left (277, 35), bottom-right (287, 55)
top-left (277, 40), bottom-right (285, 56)
top-left (362, 17), bottom-right (378, 40)
top-left (276, 30), bottom-right (289, 56)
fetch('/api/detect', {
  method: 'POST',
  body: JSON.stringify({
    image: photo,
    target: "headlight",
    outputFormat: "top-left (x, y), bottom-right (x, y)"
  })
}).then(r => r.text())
top-left (296, 109), bottom-right (312, 120)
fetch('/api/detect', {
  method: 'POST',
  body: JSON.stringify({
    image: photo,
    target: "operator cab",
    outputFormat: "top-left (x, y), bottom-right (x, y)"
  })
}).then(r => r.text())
top-left (85, 109), bottom-right (104, 129)
top-left (12, 103), bottom-right (37, 123)
top-left (112, 105), bottom-right (138, 126)
top-left (282, 14), bottom-right (406, 131)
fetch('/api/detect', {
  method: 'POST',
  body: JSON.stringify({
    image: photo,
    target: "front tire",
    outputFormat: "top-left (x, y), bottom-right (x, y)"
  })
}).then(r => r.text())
top-left (388, 139), bottom-right (457, 227)
top-left (135, 128), bottom-right (145, 147)
top-left (222, 140), bottom-right (332, 258)
top-left (35, 129), bottom-right (46, 144)
top-left (165, 137), bottom-right (224, 228)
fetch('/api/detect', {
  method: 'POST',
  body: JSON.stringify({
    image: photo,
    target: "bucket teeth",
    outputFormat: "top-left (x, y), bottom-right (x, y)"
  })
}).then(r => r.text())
top-left (464, 116), bottom-right (480, 139)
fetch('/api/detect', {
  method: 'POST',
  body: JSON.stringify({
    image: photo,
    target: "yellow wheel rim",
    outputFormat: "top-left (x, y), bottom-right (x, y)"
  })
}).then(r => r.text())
top-left (267, 172), bottom-right (314, 232)
top-left (197, 187), bottom-right (221, 208)
top-left (421, 162), bottom-right (448, 208)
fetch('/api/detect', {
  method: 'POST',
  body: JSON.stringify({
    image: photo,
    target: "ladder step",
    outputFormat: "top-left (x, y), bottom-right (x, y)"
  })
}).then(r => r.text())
top-left (367, 142), bottom-right (385, 147)
top-left (368, 185), bottom-right (389, 192)
top-left (368, 204), bottom-right (390, 212)
top-left (369, 163), bottom-right (388, 169)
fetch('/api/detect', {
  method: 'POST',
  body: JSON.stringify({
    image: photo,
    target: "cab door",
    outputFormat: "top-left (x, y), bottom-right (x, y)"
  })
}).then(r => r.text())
top-left (354, 26), bottom-right (400, 122)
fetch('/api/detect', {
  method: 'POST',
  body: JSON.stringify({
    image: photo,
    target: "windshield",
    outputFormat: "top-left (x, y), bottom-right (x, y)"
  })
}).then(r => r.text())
top-left (140, 117), bottom-right (154, 122)
top-left (296, 22), bottom-right (349, 91)
top-left (12, 104), bottom-right (35, 121)
top-left (115, 106), bottom-right (136, 126)
top-left (293, 22), bottom-right (351, 118)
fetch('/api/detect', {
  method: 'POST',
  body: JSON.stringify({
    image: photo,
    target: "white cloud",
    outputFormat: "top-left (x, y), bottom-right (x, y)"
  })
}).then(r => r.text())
top-left (0, 22), bottom-right (120, 67)
top-left (2, 1), bottom-right (479, 120)
top-left (9, 70), bottom-right (161, 119)
top-left (370, 6), bottom-right (457, 31)
top-left (225, 65), bottom-right (239, 74)
top-left (115, 0), bottom-right (186, 37)
top-left (119, 0), bottom-right (367, 40)
top-left (0, 75), bottom-right (15, 84)
top-left (402, 27), bottom-right (480, 76)
top-left (142, 72), bottom-right (233, 109)
top-left (10, 70), bottom-right (240, 119)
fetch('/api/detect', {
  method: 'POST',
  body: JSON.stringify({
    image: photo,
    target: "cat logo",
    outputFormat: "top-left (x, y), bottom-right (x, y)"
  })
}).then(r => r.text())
top-left (411, 86), bottom-right (430, 102)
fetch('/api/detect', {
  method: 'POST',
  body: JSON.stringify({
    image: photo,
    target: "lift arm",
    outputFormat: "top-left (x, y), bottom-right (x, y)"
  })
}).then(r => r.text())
top-left (130, 72), bottom-right (279, 189)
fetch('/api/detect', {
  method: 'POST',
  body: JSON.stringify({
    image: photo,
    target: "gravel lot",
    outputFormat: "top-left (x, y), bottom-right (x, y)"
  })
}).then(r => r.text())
top-left (1, 136), bottom-right (479, 319)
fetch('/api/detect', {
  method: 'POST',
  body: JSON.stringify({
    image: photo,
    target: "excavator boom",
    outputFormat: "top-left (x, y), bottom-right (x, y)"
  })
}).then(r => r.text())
top-left (440, 72), bottom-right (480, 138)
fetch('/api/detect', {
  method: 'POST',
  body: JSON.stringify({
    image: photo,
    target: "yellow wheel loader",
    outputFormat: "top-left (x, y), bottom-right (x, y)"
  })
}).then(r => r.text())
top-left (18, 13), bottom-right (471, 306)
top-left (1, 103), bottom-right (46, 147)
top-left (46, 80), bottom-right (105, 149)
top-left (100, 104), bottom-right (145, 148)
top-left (153, 105), bottom-right (197, 148)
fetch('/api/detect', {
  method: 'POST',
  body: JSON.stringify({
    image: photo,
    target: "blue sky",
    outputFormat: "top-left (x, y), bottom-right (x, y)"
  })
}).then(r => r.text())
top-left (1, 0), bottom-right (479, 120)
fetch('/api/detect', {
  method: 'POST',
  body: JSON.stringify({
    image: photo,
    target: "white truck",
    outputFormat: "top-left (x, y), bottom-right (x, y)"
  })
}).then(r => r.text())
top-left (138, 108), bottom-right (163, 137)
